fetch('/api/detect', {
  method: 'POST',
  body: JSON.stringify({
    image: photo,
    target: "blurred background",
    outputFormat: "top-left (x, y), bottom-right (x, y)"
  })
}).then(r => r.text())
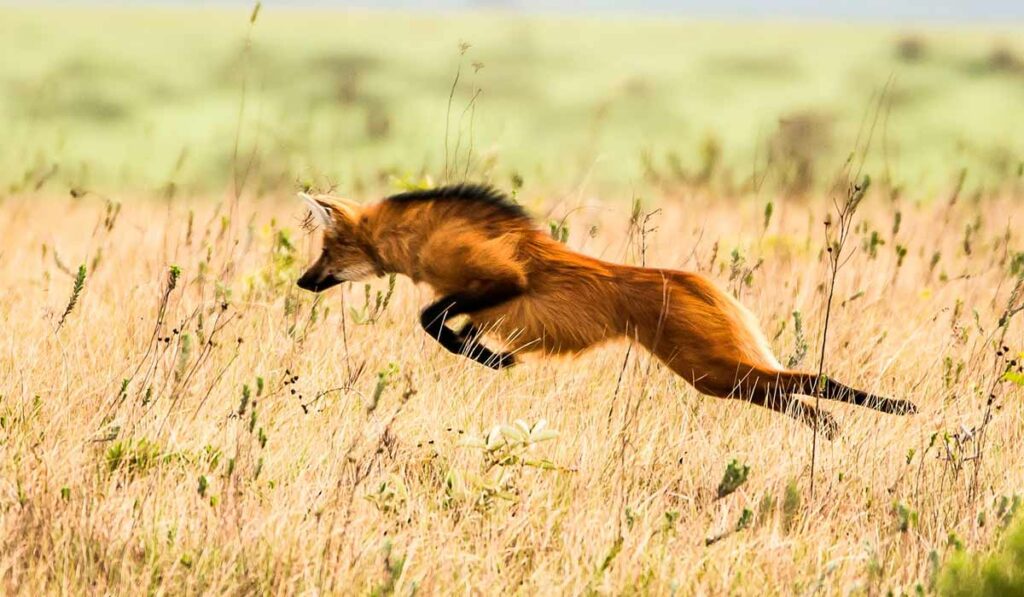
top-left (1, 1), bottom-right (1022, 198)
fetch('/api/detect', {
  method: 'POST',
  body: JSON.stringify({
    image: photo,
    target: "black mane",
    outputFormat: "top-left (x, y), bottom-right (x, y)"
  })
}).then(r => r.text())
top-left (385, 183), bottom-right (529, 221)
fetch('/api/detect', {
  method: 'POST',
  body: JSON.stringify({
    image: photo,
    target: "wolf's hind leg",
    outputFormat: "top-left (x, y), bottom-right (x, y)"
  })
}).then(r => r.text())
top-left (733, 371), bottom-right (841, 439)
top-left (765, 394), bottom-right (839, 440)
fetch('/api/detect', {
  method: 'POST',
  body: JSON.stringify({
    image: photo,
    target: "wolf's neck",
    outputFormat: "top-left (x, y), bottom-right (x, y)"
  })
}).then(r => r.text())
top-left (364, 210), bottom-right (430, 280)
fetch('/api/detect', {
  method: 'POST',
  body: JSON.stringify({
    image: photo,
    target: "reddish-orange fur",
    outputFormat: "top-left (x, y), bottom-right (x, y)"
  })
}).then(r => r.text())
top-left (298, 185), bottom-right (917, 438)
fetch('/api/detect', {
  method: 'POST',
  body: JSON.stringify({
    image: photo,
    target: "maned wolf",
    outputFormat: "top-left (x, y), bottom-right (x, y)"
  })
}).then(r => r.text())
top-left (296, 184), bottom-right (917, 437)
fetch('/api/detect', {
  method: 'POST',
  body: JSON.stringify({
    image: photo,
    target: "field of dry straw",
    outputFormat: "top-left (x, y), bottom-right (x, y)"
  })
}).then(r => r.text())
top-left (1, 185), bottom-right (1022, 595)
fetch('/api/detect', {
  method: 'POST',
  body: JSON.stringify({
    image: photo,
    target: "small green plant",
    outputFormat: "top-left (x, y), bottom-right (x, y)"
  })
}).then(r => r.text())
top-left (736, 508), bottom-right (754, 531)
top-left (57, 264), bottom-right (87, 330)
top-left (996, 495), bottom-right (1022, 528)
top-left (944, 356), bottom-right (966, 389)
top-left (659, 510), bottom-right (681, 535)
top-left (895, 244), bottom-right (908, 267)
top-left (1004, 352), bottom-right (1024, 386)
top-left (390, 174), bottom-right (435, 192)
top-left (369, 540), bottom-right (406, 597)
top-left (726, 249), bottom-right (753, 292)
top-left (591, 536), bottom-right (624, 586)
top-left (365, 475), bottom-right (408, 514)
top-left (273, 229), bottom-right (297, 280)
top-left (174, 332), bottom-right (192, 382)
top-left (705, 506), bottom-right (755, 545)
top-left (787, 310), bottom-right (808, 368)
top-left (930, 251), bottom-right (943, 275)
top-left (368, 363), bottom-right (400, 412)
top-left (168, 264), bottom-right (181, 289)
top-left (1010, 252), bottom-right (1024, 278)
top-left (864, 229), bottom-right (885, 259)
top-left (458, 419), bottom-right (561, 470)
top-left (201, 445), bottom-right (222, 470)
top-left (509, 172), bottom-right (524, 199)
top-left (248, 226), bottom-right (299, 295)
top-left (350, 274), bottom-right (397, 325)
top-left (238, 384), bottom-right (251, 416)
top-left (444, 467), bottom-right (515, 509)
top-left (948, 532), bottom-right (965, 552)
top-left (716, 459), bottom-right (750, 498)
top-left (548, 220), bottom-right (569, 243)
top-left (105, 438), bottom-right (166, 477)
top-left (757, 493), bottom-right (776, 524)
top-left (448, 419), bottom-right (565, 511)
top-left (894, 501), bottom-right (919, 533)
top-left (782, 478), bottom-right (801, 532)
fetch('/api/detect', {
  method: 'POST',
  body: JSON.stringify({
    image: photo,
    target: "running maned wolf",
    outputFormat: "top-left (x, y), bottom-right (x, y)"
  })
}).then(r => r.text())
top-left (296, 184), bottom-right (917, 437)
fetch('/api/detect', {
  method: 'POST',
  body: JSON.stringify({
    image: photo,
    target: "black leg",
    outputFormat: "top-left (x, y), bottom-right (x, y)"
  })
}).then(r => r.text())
top-left (419, 282), bottom-right (522, 369)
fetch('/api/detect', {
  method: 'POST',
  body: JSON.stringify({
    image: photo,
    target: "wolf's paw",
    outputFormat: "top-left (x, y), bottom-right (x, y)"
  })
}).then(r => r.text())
top-left (817, 410), bottom-right (841, 441)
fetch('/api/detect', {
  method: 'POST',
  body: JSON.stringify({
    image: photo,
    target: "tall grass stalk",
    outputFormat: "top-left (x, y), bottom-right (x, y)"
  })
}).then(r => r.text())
top-left (809, 80), bottom-right (891, 495)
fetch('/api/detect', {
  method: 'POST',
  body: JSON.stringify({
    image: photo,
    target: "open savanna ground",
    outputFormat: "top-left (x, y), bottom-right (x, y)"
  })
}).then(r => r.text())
top-left (1, 184), bottom-right (1022, 594)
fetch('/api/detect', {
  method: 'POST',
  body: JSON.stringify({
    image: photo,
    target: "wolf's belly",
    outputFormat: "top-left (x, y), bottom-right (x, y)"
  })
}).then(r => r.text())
top-left (468, 293), bottom-right (621, 355)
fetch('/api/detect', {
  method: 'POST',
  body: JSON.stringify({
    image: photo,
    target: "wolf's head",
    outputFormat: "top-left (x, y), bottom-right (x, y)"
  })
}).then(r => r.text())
top-left (296, 193), bottom-right (380, 292)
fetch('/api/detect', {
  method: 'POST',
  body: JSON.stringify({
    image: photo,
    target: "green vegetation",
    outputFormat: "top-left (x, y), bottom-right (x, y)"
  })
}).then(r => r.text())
top-left (938, 515), bottom-right (1024, 596)
top-left (716, 458), bottom-right (750, 498)
top-left (1, 6), bottom-right (1022, 195)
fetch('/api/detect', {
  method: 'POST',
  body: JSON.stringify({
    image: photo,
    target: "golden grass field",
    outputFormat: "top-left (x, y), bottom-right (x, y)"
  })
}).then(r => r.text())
top-left (1, 185), bottom-right (1021, 595)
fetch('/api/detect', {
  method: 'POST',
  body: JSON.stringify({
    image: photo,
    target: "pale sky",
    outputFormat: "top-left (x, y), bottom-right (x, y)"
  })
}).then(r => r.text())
top-left (25, 0), bottom-right (1024, 23)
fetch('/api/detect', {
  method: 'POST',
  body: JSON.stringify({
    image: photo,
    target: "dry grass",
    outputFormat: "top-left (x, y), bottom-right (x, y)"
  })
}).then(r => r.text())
top-left (0, 188), bottom-right (1021, 595)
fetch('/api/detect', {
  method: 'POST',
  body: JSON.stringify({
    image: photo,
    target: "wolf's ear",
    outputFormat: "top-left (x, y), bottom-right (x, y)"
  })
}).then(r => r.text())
top-left (299, 193), bottom-right (359, 229)
top-left (299, 192), bottom-right (332, 228)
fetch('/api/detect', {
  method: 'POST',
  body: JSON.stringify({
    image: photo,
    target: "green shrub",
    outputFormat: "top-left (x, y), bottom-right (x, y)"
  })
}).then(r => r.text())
top-left (938, 515), bottom-right (1024, 596)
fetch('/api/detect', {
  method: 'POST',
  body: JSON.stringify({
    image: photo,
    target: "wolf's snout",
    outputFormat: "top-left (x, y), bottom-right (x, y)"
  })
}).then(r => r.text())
top-left (297, 271), bottom-right (341, 292)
